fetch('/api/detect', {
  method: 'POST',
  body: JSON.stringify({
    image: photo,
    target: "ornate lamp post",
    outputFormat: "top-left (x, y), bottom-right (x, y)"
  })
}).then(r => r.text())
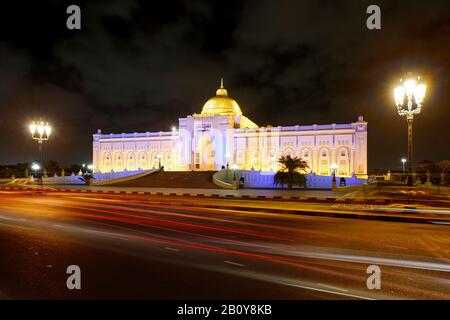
top-left (394, 76), bottom-right (426, 186)
top-left (29, 120), bottom-right (52, 176)
top-left (330, 163), bottom-right (338, 190)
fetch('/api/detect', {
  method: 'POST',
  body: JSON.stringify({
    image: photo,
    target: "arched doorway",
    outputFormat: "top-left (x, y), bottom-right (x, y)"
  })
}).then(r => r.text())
top-left (194, 134), bottom-right (214, 171)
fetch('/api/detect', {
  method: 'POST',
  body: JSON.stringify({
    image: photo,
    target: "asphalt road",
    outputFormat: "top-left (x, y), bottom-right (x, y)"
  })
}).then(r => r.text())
top-left (0, 190), bottom-right (449, 299)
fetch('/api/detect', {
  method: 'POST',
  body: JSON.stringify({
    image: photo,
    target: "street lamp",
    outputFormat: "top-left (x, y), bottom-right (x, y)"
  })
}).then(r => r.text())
top-left (401, 158), bottom-right (407, 178)
top-left (394, 76), bottom-right (426, 185)
top-left (29, 120), bottom-right (52, 177)
top-left (87, 164), bottom-right (95, 173)
top-left (31, 163), bottom-right (40, 178)
top-left (29, 120), bottom-right (52, 161)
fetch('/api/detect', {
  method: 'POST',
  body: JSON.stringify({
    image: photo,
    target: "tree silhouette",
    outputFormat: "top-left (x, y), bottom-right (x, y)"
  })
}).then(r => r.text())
top-left (274, 155), bottom-right (308, 189)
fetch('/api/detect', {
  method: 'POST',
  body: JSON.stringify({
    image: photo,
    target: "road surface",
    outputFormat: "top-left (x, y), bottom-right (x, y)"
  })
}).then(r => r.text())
top-left (0, 189), bottom-right (449, 299)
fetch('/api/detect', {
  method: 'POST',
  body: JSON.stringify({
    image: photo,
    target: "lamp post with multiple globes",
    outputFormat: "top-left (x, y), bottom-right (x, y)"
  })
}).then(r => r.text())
top-left (394, 76), bottom-right (426, 186)
top-left (29, 121), bottom-right (52, 177)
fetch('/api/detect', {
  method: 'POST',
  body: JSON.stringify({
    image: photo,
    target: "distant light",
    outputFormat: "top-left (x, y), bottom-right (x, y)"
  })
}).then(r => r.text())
top-left (172, 126), bottom-right (177, 132)
top-left (231, 164), bottom-right (238, 170)
top-left (31, 163), bottom-right (40, 171)
top-left (330, 164), bottom-right (338, 170)
top-left (401, 158), bottom-right (407, 164)
top-left (87, 164), bottom-right (95, 170)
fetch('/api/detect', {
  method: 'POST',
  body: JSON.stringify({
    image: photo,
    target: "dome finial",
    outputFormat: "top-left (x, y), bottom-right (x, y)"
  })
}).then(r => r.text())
top-left (216, 77), bottom-right (228, 96)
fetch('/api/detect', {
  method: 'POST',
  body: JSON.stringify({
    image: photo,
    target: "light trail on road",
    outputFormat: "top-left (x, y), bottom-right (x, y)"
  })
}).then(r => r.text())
top-left (0, 190), bottom-right (449, 299)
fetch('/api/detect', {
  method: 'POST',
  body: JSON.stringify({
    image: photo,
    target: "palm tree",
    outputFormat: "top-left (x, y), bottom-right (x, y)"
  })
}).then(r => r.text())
top-left (274, 155), bottom-right (309, 189)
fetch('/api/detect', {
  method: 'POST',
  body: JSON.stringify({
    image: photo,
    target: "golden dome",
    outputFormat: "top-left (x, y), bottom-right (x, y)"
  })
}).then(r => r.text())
top-left (200, 79), bottom-right (243, 116)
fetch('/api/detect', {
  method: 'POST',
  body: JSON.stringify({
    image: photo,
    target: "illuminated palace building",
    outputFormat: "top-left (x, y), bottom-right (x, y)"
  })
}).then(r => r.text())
top-left (93, 80), bottom-right (368, 178)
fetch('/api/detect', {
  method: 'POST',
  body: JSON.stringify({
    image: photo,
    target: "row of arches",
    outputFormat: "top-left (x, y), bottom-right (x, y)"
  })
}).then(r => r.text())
top-left (101, 151), bottom-right (173, 172)
top-left (233, 147), bottom-right (352, 176)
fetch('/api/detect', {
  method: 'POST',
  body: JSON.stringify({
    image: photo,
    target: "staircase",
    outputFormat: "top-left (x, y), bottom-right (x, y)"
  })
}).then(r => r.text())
top-left (108, 171), bottom-right (218, 189)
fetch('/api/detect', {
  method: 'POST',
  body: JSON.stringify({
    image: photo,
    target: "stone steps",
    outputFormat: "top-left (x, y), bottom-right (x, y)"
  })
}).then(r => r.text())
top-left (108, 171), bottom-right (218, 189)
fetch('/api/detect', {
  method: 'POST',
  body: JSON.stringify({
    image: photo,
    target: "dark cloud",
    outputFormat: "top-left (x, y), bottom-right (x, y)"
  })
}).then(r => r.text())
top-left (0, 0), bottom-right (449, 169)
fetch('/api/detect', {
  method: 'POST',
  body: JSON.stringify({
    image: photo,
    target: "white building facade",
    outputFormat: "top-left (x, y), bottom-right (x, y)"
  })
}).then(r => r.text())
top-left (93, 81), bottom-right (368, 179)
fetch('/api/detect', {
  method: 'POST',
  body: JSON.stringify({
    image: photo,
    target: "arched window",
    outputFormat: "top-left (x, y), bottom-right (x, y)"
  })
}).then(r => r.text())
top-left (114, 152), bottom-right (124, 172)
top-left (267, 149), bottom-right (277, 171)
top-left (138, 152), bottom-right (148, 170)
top-left (338, 148), bottom-right (349, 176)
top-left (250, 149), bottom-right (259, 167)
top-left (237, 150), bottom-right (244, 165)
top-left (301, 148), bottom-right (312, 173)
top-left (151, 152), bottom-right (159, 169)
top-left (126, 152), bottom-right (136, 171)
top-left (103, 152), bottom-right (112, 173)
top-left (319, 148), bottom-right (330, 176)
top-left (284, 148), bottom-right (294, 158)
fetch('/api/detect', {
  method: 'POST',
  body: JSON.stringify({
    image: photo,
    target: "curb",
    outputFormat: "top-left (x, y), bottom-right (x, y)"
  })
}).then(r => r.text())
top-left (0, 186), bottom-right (447, 207)
top-left (0, 186), bottom-right (363, 203)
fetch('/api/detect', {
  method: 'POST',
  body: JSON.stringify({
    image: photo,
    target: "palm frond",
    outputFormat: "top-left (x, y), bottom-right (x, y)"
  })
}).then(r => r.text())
top-left (274, 155), bottom-right (308, 189)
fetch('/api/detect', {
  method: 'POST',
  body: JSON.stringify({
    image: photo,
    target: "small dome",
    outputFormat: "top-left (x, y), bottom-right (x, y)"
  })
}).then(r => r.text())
top-left (201, 79), bottom-right (243, 116)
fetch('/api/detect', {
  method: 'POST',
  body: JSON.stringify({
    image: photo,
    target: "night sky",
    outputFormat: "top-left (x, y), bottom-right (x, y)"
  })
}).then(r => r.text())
top-left (0, 0), bottom-right (449, 170)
